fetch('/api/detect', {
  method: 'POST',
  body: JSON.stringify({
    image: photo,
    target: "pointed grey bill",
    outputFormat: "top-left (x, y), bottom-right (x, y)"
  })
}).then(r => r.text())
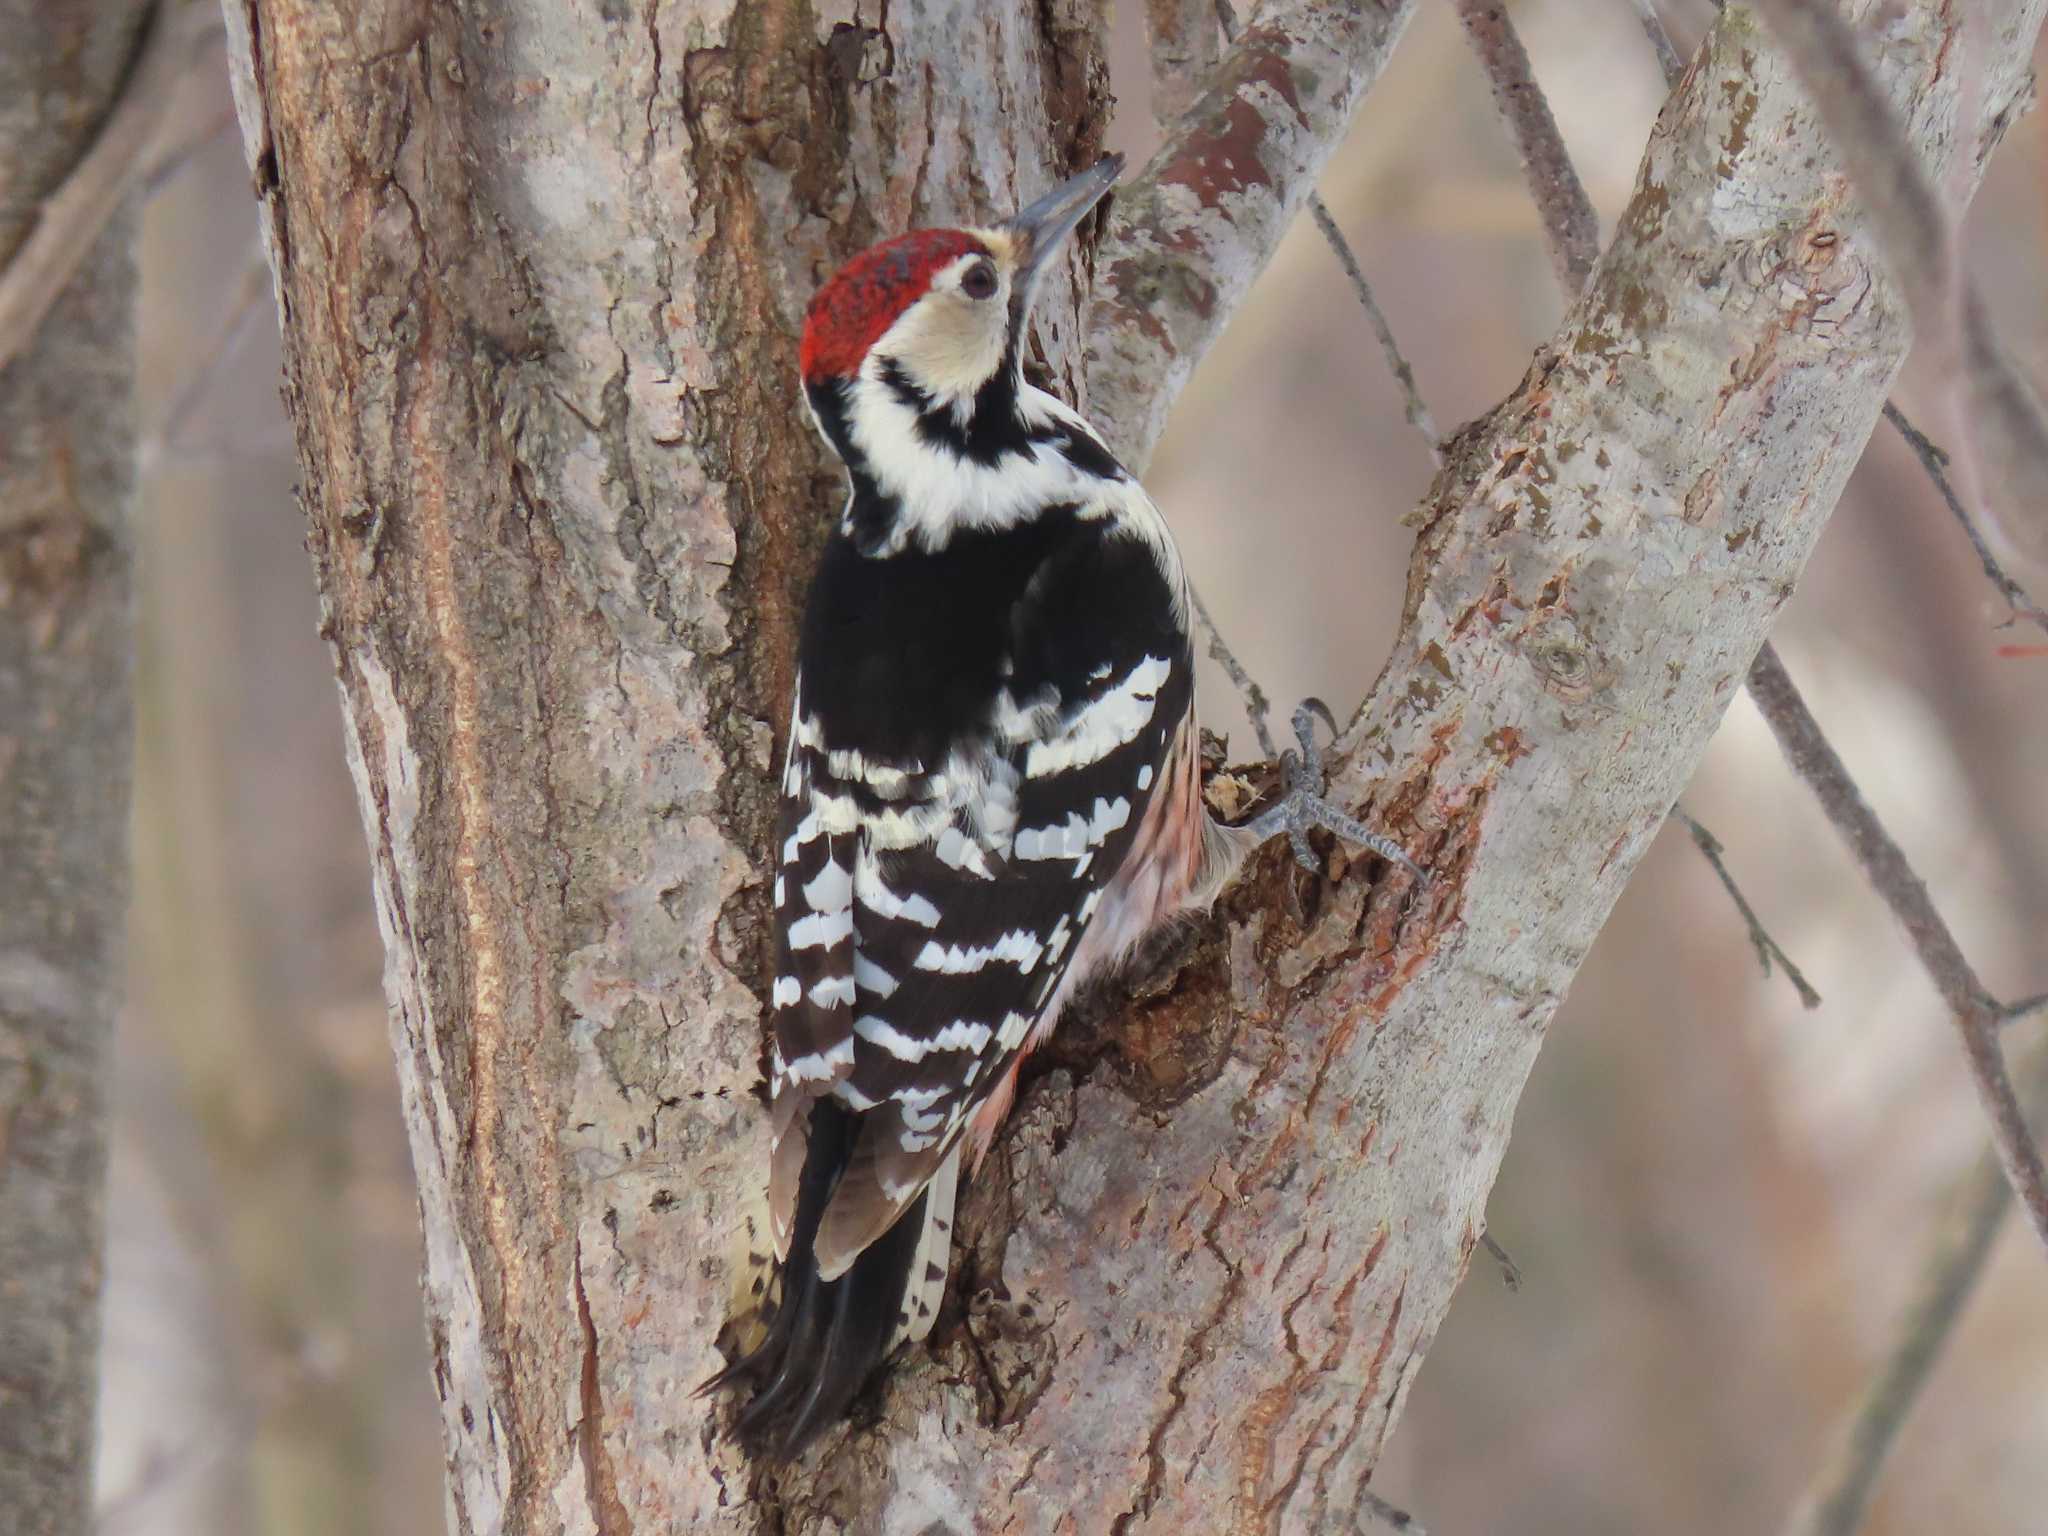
top-left (1005, 154), bottom-right (1126, 294)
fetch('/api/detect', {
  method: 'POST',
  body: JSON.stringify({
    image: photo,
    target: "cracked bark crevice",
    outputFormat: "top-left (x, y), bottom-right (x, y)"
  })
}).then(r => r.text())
top-left (576, 1239), bottom-right (633, 1536)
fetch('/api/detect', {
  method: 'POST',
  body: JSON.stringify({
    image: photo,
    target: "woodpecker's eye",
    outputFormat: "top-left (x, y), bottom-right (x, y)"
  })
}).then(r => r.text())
top-left (961, 261), bottom-right (998, 301)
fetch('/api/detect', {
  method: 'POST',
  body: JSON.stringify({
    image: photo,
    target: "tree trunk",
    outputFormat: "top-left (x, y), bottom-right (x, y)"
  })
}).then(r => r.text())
top-left (219, 1), bottom-right (2044, 1531)
top-left (0, 2), bottom-right (149, 1531)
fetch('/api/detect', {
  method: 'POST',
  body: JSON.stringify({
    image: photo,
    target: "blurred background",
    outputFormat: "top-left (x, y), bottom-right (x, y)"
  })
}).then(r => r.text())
top-left (103, 1), bottom-right (2046, 1531)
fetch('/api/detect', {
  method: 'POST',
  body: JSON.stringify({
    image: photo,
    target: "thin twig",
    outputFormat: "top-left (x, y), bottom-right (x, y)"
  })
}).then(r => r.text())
top-left (1363, 1488), bottom-right (1428, 1534)
top-left (1305, 196), bottom-right (1444, 464)
top-left (1674, 809), bottom-right (1823, 1009)
top-left (1782, 1033), bottom-right (2048, 1536)
top-left (0, 0), bottom-right (219, 372)
top-left (1747, 643), bottom-right (2048, 1259)
top-left (1449, 0), bottom-right (1602, 292)
top-left (1629, 0), bottom-right (1687, 86)
top-left (1882, 403), bottom-right (2048, 639)
top-left (141, 101), bottom-right (237, 201)
top-left (1215, 0), bottom-right (1441, 462)
top-left (1184, 0), bottom-right (1418, 758)
top-left (1478, 1230), bottom-right (1522, 1291)
top-left (2004, 993), bottom-right (2048, 1026)
top-left (1188, 583), bottom-right (1278, 760)
top-left (146, 243), bottom-right (270, 461)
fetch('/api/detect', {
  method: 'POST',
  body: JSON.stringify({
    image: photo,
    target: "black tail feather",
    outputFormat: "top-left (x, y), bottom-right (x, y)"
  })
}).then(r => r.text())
top-left (708, 1100), bottom-right (926, 1459)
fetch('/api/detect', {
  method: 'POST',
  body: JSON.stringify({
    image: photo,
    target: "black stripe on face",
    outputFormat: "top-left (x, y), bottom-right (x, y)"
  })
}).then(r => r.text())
top-left (875, 354), bottom-right (1034, 467)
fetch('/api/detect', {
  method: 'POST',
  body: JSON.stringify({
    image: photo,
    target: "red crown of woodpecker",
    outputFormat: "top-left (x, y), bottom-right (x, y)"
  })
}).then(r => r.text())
top-left (799, 229), bottom-right (989, 384)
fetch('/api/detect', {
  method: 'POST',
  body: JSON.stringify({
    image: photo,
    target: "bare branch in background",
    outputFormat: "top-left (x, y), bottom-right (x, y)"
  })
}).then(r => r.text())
top-left (1630, 0), bottom-right (1688, 85)
top-left (1306, 196), bottom-right (1444, 464)
top-left (1449, 0), bottom-right (1602, 292)
top-left (1364, 1488), bottom-right (1428, 1533)
top-left (1783, 1035), bottom-right (2048, 1536)
top-left (1087, 0), bottom-right (1423, 466)
top-left (1961, 288), bottom-right (2048, 563)
top-left (0, 0), bottom-right (216, 372)
top-left (1747, 645), bottom-right (2048, 1257)
top-left (1212, 0), bottom-right (1443, 464)
top-left (2005, 994), bottom-right (2048, 1027)
top-left (1188, 583), bottom-right (1278, 760)
top-left (1478, 1230), bottom-right (1523, 1291)
top-left (1882, 404), bottom-right (2048, 639)
top-left (1674, 810), bottom-right (1823, 1009)
top-left (145, 241), bottom-right (268, 462)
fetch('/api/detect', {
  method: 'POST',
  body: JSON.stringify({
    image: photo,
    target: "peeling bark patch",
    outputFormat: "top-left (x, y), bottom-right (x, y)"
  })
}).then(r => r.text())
top-left (1160, 75), bottom-right (1280, 212)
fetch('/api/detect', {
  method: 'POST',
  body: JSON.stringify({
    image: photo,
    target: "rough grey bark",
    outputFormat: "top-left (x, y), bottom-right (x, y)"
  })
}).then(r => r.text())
top-left (219, 1), bottom-right (2044, 1532)
top-left (0, 2), bottom-right (149, 1531)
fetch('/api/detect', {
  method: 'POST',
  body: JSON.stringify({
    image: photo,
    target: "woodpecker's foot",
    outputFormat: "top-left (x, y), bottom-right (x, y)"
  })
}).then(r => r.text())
top-left (1243, 699), bottom-right (1427, 885)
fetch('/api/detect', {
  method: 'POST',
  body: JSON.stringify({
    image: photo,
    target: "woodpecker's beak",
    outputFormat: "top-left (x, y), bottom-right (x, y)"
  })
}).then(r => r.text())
top-left (1004, 154), bottom-right (1125, 291)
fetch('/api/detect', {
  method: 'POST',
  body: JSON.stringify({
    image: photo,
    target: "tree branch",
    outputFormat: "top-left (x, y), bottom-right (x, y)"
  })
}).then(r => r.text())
top-left (1086, 0), bottom-right (1423, 467)
top-left (1752, 0), bottom-right (2048, 564)
top-left (1783, 1032), bottom-right (2048, 1536)
top-left (1746, 644), bottom-right (2048, 1256)
top-left (1643, 1), bottom-right (2048, 639)
top-left (1466, 0), bottom-right (2047, 1256)
top-left (0, 0), bottom-right (214, 372)
top-left (1674, 809), bottom-right (1823, 1009)
top-left (1449, 0), bottom-right (1601, 293)
top-left (1881, 403), bottom-right (2048, 640)
top-left (1306, 195), bottom-right (1444, 464)
top-left (1630, 0), bottom-right (1688, 86)
top-left (0, 4), bottom-right (147, 1529)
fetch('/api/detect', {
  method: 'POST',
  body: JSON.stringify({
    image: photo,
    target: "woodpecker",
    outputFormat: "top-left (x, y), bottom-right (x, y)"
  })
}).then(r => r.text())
top-left (708, 155), bottom-right (1423, 1456)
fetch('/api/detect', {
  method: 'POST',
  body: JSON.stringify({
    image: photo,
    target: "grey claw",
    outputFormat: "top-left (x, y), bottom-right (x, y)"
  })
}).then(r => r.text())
top-left (1288, 820), bottom-right (1318, 874)
top-left (1241, 699), bottom-right (1430, 888)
